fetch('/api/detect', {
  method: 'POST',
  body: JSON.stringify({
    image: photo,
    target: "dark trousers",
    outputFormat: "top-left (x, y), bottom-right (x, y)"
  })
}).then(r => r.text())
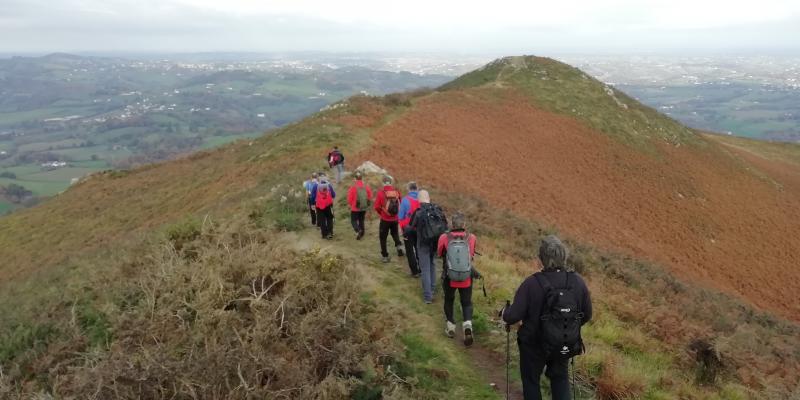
top-left (350, 211), bottom-right (366, 233)
top-left (518, 340), bottom-right (571, 400)
top-left (443, 280), bottom-right (473, 323)
top-left (403, 230), bottom-right (419, 274)
top-left (378, 220), bottom-right (401, 257)
top-left (318, 207), bottom-right (334, 238)
top-left (308, 199), bottom-right (317, 225)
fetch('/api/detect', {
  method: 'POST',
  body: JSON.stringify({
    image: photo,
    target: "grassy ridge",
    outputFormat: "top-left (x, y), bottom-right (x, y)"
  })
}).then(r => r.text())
top-left (441, 56), bottom-right (699, 149)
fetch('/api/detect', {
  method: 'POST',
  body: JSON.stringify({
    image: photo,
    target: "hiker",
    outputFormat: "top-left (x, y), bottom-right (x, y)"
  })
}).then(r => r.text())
top-left (311, 177), bottom-right (336, 239)
top-left (500, 235), bottom-right (593, 400)
top-left (409, 190), bottom-right (448, 303)
top-left (346, 171), bottom-right (373, 240)
top-left (398, 181), bottom-right (421, 277)
top-left (438, 212), bottom-right (480, 346)
top-left (303, 172), bottom-right (319, 226)
top-left (327, 146), bottom-right (345, 184)
top-left (373, 175), bottom-right (404, 263)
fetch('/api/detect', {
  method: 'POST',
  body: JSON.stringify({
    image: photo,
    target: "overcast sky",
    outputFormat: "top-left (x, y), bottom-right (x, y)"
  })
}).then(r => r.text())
top-left (2, 0), bottom-right (800, 55)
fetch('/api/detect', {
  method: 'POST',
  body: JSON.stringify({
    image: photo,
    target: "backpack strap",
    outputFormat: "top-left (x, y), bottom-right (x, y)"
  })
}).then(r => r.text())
top-left (534, 272), bottom-right (556, 321)
top-left (534, 272), bottom-right (554, 294)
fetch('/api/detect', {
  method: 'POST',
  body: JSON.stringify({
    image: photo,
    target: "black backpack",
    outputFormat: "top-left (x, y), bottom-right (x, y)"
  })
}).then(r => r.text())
top-left (417, 204), bottom-right (447, 243)
top-left (535, 271), bottom-right (585, 359)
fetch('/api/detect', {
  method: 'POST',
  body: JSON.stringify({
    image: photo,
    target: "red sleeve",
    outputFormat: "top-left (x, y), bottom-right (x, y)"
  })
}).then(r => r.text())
top-left (469, 234), bottom-right (477, 258)
top-left (374, 190), bottom-right (383, 212)
top-left (437, 234), bottom-right (448, 256)
top-left (347, 186), bottom-right (356, 208)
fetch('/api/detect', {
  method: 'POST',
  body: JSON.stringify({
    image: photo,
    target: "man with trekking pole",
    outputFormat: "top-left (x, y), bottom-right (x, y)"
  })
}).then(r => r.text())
top-left (500, 235), bottom-right (592, 400)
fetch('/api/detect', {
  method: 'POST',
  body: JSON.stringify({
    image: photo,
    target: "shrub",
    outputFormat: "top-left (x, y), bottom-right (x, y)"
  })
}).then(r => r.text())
top-left (24, 226), bottom-right (412, 399)
top-left (75, 303), bottom-right (112, 348)
top-left (164, 218), bottom-right (201, 252)
top-left (0, 324), bottom-right (57, 364)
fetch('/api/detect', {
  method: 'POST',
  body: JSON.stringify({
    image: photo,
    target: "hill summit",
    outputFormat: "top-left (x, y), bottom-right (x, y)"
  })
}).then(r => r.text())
top-left (1, 56), bottom-right (799, 398)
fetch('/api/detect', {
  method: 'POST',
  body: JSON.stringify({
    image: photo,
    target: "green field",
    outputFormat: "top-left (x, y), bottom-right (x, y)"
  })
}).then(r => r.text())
top-left (0, 199), bottom-right (14, 214)
top-left (619, 83), bottom-right (800, 141)
top-left (0, 176), bottom-right (69, 196)
top-left (17, 138), bottom-right (87, 153)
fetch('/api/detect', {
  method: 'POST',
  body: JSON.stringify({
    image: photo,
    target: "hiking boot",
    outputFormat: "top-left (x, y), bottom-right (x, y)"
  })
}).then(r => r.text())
top-left (463, 321), bottom-right (474, 347)
top-left (356, 230), bottom-right (364, 240)
top-left (445, 321), bottom-right (456, 338)
top-left (396, 245), bottom-right (405, 257)
top-left (381, 256), bottom-right (390, 263)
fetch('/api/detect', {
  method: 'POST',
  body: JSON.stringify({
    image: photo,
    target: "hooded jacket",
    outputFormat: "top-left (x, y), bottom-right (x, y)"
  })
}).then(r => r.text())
top-left (373, 185), bottom-right (401, 222)
top-left (398, 191), bottom-right (420, 229)
top-left (347, 180), bottom-right (373, 212)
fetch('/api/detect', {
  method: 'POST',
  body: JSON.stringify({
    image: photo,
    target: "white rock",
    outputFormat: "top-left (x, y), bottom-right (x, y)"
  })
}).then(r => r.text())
top-left (356, 161), bottom-right (388, 176)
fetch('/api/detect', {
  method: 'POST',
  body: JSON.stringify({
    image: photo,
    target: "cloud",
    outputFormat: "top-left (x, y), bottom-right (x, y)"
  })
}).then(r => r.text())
top-left (1, 0), bottom-right (799, 53)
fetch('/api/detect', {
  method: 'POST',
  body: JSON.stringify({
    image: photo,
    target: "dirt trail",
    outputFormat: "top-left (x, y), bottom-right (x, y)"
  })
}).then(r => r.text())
top-left (279, 218), bottom-right (524, 400)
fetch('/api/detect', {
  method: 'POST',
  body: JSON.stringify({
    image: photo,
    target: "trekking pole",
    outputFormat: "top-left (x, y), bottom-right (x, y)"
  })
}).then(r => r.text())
top-left (504, 300), bottom-right (511, 400)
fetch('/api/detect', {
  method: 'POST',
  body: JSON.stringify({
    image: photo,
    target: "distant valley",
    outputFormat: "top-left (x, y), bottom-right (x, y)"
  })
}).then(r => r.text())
top-left (563, 55), bottom-right (800, 142)
top-left (0, 53), bottom-right (449, 214)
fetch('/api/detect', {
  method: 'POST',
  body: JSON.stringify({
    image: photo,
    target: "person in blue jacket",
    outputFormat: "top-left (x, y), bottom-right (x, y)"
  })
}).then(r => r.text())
top-left (398, 181), bottom-right (421, 277)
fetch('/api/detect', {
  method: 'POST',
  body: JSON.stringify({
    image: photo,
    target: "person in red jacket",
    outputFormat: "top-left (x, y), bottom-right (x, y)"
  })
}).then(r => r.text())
top-left (373, 175), bottom-right (404, 263)
top-left (437, 212), bottom-right (480, 347)
top-left (311, 178), bottom-right (336, 239)
top-left (346, 171), bottom-right (373, 240)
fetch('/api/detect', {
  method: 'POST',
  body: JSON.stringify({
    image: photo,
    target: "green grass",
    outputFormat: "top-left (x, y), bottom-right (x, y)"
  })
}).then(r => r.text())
top-left (0, 323), bottom-right (57, 364)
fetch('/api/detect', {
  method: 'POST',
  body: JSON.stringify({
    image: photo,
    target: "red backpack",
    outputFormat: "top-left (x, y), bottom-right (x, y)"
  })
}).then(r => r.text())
top-left (316, 183), bottom-right (333, 209)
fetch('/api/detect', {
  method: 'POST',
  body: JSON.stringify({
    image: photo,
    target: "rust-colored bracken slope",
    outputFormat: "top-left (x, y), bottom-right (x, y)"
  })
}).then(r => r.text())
top-left (364, 89), bottom-right (800, 321)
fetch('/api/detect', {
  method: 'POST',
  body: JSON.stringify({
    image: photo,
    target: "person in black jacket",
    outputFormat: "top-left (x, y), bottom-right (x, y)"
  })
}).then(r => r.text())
top-left (501, 235), bottom-right (592, 400)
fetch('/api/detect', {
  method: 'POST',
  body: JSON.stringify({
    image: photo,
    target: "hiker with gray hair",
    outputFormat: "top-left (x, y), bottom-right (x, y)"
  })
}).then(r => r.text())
top-left (501, 235), bottom-right (593, 400)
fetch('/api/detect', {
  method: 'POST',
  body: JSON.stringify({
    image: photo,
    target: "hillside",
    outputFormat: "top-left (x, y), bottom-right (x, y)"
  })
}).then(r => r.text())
top-left (2, 56), bottom-right (799, 399)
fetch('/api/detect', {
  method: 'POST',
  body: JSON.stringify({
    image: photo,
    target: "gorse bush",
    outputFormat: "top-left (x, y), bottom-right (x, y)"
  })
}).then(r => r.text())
top-left (1, 222), bottom-right (414, 399)
top-left (164, 217), bottom-right (202, 251)
top-left (250, 184), bottom-right (308, 232)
